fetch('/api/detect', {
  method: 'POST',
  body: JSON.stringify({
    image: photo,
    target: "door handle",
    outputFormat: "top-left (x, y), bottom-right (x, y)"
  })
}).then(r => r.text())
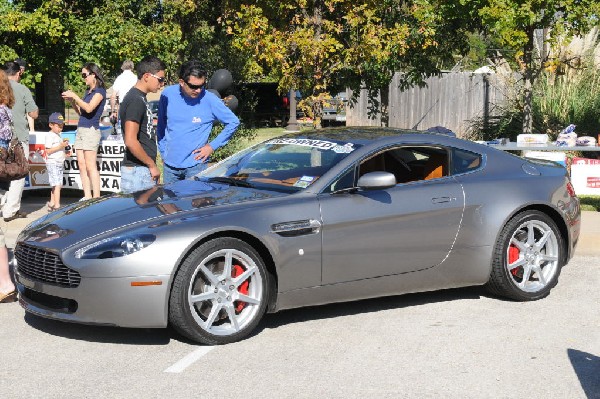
top-left (431, 196), bottom-right (453, 204)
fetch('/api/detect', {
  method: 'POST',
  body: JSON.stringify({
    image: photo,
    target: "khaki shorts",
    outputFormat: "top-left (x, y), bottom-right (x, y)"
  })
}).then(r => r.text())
top-left (75, 127), bottom-right (101, 151)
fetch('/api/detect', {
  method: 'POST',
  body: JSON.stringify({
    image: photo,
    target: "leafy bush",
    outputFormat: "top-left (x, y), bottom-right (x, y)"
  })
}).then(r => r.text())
top-left (209, 123), bottom-right (257, 162)
top-left (467, 63), bottom-right (600, 141)
top-left (580, 195), bottom-right (600, 212)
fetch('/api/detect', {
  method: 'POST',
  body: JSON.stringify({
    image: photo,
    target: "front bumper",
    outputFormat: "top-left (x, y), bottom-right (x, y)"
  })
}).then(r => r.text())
top-left (15, 269), bottom-right (171, 328)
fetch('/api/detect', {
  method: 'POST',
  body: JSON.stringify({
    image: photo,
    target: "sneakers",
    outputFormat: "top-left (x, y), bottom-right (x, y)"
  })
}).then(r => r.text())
top-left (3, 210), bottom-right (28, 222)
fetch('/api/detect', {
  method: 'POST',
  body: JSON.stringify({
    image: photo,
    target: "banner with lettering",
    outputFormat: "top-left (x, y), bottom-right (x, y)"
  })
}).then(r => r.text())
top-left (571, 157), bottom-right (600, 195)
top-left (25, 129), bottom-right (125, 193)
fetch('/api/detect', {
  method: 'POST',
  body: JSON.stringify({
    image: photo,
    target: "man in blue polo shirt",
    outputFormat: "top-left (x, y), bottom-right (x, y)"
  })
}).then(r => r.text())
top-left (156, 60), bottom-right (239, 184)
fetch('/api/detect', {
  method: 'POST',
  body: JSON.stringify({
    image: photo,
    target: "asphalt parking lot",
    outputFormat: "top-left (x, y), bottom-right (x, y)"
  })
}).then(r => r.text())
top-left (1, 195), bottom-right (599, 398)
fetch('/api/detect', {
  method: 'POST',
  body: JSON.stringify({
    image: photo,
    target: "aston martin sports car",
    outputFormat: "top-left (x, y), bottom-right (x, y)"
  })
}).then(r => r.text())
top-left (14, 128), bottom-right (581, 344)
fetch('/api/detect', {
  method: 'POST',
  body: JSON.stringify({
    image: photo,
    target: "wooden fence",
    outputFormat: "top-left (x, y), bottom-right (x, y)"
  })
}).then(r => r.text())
top-left (345, 72), bottom-right (514, 137)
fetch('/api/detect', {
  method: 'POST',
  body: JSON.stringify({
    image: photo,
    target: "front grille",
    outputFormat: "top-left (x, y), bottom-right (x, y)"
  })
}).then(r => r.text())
top-left (15, 243), bottom-right (81, 288)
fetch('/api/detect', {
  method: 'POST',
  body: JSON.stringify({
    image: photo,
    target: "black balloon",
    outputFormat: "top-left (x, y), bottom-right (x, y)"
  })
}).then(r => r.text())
top-left (208, 69), bottom-right (233, 93)
top-left (207, 88), bottom-right (221, 98)
top-left (223, 95), bottom-right (238, 112)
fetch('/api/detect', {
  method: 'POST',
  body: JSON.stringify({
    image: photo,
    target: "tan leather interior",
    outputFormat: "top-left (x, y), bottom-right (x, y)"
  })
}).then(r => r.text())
top-left (423, 153), bottom-right (448, 180)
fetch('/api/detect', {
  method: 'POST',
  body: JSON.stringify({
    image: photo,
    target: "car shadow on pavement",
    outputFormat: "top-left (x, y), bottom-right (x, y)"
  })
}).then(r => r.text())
top-left (568, 349), bottom-right (600, 398)
top-left (256, 286), bottom-right (484, 334)
top-left (23, 312), bottom-right (175, 345)
top-left (21, 286), bottom-right (486, 345)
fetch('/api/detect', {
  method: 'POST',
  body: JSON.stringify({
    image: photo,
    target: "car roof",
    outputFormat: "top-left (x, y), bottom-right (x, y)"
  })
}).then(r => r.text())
top-left (279, 127), bottom-right (463, 147)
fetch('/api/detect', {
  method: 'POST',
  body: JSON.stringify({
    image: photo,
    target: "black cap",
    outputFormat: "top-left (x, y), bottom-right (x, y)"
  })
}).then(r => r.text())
top-left (15, 58), bottom-right (27, 68)
top-left (14, 58), bottom-right (26, 70)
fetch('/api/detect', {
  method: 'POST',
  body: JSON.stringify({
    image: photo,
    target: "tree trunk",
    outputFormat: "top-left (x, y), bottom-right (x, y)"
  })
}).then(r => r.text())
top-left (313, 2), bottom-right (323, 129)
top-left (380, 87), bottom-right (389, 127)
top-left (522, 26), bottom-right (535, 134)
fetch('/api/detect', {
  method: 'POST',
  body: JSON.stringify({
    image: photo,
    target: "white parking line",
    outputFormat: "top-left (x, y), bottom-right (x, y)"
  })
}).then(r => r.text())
top-left (164, 346), bottom-right (215, 373)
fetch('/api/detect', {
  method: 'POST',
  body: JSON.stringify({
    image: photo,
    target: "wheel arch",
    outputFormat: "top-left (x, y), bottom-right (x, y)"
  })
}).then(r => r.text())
top-left (169, 230), bottom-right (279, 314)
top-left (503, 204), bottom-right (571, 264)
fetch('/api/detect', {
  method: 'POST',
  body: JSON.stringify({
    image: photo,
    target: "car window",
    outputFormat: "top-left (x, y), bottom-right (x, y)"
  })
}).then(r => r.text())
top-left (326, 145), bottom-right (451, 193)
top-left (202, 138), bottom-right (361, 193)
top-left (452, 148), bottom-right (482, 174)
top-left (324, 166), bottom-right (356, 193)
top-left (357, 146), bottom-right (449, 184)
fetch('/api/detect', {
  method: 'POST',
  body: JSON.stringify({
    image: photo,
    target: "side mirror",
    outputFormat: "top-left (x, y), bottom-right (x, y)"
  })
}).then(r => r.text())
top-left (357, 171), bottom-right (396, 190)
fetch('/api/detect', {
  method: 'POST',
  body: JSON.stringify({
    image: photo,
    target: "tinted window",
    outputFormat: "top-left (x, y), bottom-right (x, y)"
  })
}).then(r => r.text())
top-left (202, 138), bottom-right (361, 193)
top-left (327, 146), bottom-right (451, 193)
top-left (358, 146), bottom-right (449, 183)
top-left (452, 148), bottom-right (482, 174)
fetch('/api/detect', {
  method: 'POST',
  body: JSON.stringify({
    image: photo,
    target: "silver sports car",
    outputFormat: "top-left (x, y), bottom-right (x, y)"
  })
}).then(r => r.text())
top-left (14, 128), bottom-right (581, 344)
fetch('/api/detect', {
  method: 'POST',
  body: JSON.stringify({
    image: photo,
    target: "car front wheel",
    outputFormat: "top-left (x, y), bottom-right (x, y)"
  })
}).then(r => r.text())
top-left (169, 238), bottom-right (269, 344)
top-left (486, 210), bottom-right (563, 301)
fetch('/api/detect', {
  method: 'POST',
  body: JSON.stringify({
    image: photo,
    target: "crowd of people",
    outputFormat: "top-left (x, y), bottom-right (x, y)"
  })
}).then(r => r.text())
top-left (0, 55), bottom-right (241, 303)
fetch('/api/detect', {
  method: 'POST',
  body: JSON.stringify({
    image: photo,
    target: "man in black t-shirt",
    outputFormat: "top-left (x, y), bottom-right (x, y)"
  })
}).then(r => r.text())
top-left (119, 56), bottom-right (166, 193)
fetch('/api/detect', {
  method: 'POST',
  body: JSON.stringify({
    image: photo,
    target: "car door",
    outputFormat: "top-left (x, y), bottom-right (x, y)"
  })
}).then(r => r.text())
top-left (318, 146), bottom-right (465, 285)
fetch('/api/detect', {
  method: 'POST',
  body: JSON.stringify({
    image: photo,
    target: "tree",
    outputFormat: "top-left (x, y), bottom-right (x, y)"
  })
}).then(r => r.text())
top-left (0, 0), bottom-right (184, 88)
top-left (223, 1), bottom-right (479, 128)
top-left (476, 0), bottom-right (600, 134)
top-left (1, 0), bottom-right (255, 152)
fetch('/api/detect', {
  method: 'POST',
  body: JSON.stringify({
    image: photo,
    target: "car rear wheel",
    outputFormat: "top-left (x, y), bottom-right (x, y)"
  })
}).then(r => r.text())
top-left (169, 238), bottom-right (269, 344)
top-left (486, 210), bottom-right (563, 301)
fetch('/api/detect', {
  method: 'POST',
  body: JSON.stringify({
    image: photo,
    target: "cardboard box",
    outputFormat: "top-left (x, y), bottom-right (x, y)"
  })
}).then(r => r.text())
top-left (517, 134), bottom-right (549, 145)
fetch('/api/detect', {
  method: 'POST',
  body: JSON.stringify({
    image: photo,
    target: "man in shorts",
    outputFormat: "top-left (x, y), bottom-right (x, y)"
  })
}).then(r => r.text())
top-left (119, 55), bottom-right (166, 193)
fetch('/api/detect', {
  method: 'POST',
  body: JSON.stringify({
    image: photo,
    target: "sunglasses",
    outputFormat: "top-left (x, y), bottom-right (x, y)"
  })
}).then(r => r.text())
top-left (185, 81), bottom-right (205, 90)
top-left (81, 72), bottom-right (92, 79)
top-left (148, 73), bottom-right (166, 84)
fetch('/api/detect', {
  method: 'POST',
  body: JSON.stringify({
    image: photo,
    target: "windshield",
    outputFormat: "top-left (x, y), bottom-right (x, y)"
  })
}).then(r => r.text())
top-left (199, 137), bottom-right (360, 193)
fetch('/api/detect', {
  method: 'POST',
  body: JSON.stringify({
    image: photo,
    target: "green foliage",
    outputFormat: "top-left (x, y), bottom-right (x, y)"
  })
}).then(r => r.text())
top-left (579, 195), bottom-right (600, 212)
top-left (535, 69), bottom-right (600, 136)
top-left (208, 124), bottom-right (257, 162)
top-left (467, 62), bottom-right (600, 142)
top-left (474, 0), bottom-right (600, 133)
top-left (224, 1), bottom-right (479, 127)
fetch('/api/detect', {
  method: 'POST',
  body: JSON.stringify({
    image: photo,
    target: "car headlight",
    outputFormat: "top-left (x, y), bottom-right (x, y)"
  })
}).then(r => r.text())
top-left (74, 234), bottom-right (155, 259)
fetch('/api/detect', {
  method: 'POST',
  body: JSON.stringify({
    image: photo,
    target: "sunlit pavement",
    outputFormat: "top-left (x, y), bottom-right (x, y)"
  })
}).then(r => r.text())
top-left (1, 193), bottom-right (599, 397)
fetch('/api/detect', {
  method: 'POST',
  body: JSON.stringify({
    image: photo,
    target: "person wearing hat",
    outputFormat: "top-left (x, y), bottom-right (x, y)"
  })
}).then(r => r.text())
top-left (45, 112), bottom-right (70, 211)
top-left (14, 58), bottom-right (26, 73)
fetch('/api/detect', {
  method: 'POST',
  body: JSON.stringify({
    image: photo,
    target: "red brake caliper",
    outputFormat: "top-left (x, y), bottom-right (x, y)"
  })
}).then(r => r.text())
top-left (232, 264), bottom-right (249, 313)
top-left (509, 245), bottom-right (520, 276)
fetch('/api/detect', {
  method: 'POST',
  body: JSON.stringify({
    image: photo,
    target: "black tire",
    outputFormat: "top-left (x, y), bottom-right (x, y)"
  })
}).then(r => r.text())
top-left (169, 237), bottom-right (270, 345)
top-left (486, 210), bottom-right (563, 301)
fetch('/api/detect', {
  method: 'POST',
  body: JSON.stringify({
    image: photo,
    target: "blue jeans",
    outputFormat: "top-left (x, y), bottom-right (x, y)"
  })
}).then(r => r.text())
top-left (120, 165), bottom-right (156, 193)
top-left (162, 162), bottom-right (207, 185)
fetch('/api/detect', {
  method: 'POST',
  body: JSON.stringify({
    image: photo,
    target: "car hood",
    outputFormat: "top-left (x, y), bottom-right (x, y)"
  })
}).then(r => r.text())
top-left (20, 179), bottom-right (285, 245)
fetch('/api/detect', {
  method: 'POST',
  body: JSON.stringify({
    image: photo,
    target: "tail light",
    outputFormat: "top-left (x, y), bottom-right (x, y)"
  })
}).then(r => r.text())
top-left (566, 181), bottom-right (576, 198)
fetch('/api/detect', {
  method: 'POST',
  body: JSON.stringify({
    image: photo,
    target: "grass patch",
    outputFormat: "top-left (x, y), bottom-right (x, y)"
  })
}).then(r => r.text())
top-left (252, 127), bottom-right (288, 145)
top-left (580, 195), bottom-right (600, 212)
top-left (244, 126), bottom-right (311, 147)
